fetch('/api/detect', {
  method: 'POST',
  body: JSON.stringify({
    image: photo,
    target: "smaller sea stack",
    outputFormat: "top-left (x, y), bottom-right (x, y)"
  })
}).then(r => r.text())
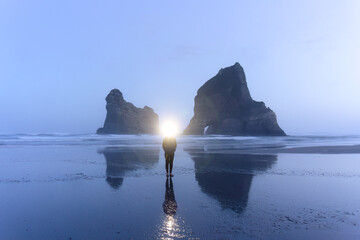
top-left (97, 89), bottom-right (159, 134)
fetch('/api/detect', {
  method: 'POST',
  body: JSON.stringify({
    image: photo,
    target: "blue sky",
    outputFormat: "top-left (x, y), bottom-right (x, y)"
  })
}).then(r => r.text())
top-left (0, 0), bottom-right (359, 134)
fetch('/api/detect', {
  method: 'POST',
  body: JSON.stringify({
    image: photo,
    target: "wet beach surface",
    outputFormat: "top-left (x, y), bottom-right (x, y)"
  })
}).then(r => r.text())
top-left (0, 134), bottom-right (360, 239)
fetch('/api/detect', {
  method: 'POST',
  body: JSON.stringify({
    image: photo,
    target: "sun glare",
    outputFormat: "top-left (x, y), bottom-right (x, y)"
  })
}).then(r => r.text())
top-left (161, 121), bottom-right (179, 137)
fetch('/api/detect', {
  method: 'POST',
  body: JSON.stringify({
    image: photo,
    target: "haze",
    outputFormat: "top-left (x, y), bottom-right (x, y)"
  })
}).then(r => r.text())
top-left (1, 0), bottom-right (359, 135)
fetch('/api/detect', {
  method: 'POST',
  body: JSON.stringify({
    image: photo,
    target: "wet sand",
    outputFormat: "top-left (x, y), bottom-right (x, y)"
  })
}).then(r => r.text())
top-left (211, 144), bottom-right (360, 155)
top-left (273, 144), bottom-right (360, 154)
top-left (0, 135), bottom-right (360, 239)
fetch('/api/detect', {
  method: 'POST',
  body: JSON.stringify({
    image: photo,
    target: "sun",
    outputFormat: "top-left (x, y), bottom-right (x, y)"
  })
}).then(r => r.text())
top-left (161, 120), bottom-right (179, 137)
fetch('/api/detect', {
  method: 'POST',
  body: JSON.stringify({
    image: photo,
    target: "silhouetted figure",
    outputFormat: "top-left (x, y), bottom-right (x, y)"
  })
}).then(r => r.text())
top-left (162, 136), bottom-right (177, 177)
top-left (163, 178), bottom-right (177, 216)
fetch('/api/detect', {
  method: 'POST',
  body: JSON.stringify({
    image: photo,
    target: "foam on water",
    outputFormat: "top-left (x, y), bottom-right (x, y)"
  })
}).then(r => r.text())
top-left (0, 133), bottom-right (360, 149)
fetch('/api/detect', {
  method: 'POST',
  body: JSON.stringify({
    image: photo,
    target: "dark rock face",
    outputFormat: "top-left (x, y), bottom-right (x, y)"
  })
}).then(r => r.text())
top-left (97, 89), bottom-right (159, 134)
top-left (183, 62), bottom-right (286, 136)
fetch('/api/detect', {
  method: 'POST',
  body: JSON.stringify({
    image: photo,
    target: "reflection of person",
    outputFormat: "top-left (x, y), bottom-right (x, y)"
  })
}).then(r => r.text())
top-left (162, 136), bottom-right (177, 177)
top-left (163, 178), bottom-right (177, 216)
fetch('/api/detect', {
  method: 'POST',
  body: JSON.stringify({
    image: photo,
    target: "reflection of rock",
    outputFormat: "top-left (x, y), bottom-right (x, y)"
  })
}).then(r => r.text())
top-left (186, 148), bottom-right (277, 213)
top-left (183, 63), bottom-right (286, 136)
top-left (99, 147), bottom-right (159, 189)
top-left (106, 177), bottom-right (123, 190)
top-left (97, 89), bottom-right (159, 134)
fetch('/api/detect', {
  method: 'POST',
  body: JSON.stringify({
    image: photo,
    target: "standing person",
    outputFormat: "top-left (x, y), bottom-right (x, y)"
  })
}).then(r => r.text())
top-left (162, 136), bottom-right (177, 177)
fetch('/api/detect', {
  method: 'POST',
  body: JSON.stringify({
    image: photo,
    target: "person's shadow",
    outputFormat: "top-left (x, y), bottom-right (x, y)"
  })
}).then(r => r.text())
top-left (163, 178), bottom-right (177, 216)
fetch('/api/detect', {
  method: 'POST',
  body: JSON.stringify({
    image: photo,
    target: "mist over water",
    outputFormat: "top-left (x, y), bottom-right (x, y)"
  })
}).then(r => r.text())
top-left (1, 133), bottom-right (360, 148)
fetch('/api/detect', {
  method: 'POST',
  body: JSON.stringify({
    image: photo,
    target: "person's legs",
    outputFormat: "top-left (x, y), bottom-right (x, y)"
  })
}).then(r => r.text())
top-left (165, 153), bottom-right (169, 175)
top-left (169, 153), bottom-right (174, 176)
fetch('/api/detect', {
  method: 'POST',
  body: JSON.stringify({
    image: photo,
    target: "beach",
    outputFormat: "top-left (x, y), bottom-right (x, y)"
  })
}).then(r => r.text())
top-left (0, 134), bottom-right (360, 239)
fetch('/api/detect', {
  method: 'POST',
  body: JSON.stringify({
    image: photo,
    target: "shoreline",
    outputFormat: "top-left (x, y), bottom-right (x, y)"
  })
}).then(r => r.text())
top-left (273, 144), bottom-right (360, 154)
top-left (193, 145), bottom-right (360, 155)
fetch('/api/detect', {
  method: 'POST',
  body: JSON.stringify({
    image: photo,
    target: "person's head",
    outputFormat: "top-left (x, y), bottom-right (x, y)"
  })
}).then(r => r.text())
top-left (164, 136), bottom-right (175, 141)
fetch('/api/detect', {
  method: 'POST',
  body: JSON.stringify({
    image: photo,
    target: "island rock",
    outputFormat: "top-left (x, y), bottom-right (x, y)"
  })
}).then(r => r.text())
top-left (183, 63), bottom-right (286, 136)
top-left (97, 89), bottom-right (159, 134)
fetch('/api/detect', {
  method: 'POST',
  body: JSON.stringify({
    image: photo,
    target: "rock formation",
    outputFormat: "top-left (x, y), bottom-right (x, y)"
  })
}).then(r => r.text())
top-left (183, 62), bottom-right (286, 136)
top-left (97, 89), bottom-right (159, 134)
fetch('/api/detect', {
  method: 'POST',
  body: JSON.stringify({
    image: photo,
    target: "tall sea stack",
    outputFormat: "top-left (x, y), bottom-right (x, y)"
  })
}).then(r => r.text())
top-left (97, 89), bottom-right (159, 134)
top-left (183, 63), bottom-right (286, 136)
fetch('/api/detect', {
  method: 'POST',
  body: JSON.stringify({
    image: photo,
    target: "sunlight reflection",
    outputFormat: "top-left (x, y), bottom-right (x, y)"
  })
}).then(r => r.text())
top-left (167, 216), bottom-right (174, 231)
top-left (159, 215), bottom-right (186, 240)
top-left (158, 178), bottom-right (190, 239)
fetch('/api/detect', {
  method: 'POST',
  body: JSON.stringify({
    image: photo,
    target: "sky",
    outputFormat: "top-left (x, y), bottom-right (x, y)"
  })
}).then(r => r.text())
top-left (0, 0), bottom-right (359, 135)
